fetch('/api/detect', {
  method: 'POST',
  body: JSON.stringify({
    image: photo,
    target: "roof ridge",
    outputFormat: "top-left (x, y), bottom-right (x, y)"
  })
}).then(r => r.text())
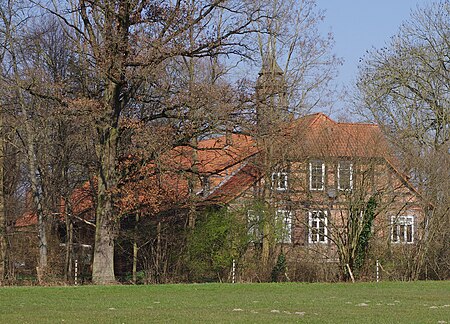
top-left (309, 112), bottom-right (336, 127)
top-left (337, 121), bottom-right (379, 127)
top-left (206, 160), bottom-right (249, 197)
top-left (197, 133), bottom-right (253, 146)
top-left (302, 113), bottom-right (379, 127)
top-left (384, 157), bottom-right (425, 201)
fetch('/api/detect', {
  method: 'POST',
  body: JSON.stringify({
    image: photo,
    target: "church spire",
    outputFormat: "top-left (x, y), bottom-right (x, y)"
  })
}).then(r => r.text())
top-left (255, 56), bottom-right (287, 134)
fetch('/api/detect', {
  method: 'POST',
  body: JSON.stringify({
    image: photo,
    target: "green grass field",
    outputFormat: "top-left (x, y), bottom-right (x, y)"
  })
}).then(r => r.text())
top-left (0, 281), bottom-right (448, 323)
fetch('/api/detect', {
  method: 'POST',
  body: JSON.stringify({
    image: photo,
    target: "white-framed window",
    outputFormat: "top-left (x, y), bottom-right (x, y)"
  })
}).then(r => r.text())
top-left (391, 216), bottom-right (414, 244)
top-left (309, 161), bottom-right (325, 191)
top-left (338, 161), bottom-right (353, 191)
top-left (308, 210), bottom-right (328, 243)
top-left (247, 210), bottom-right (263, 243)
top-left (275, 210), bottom-right (292, 244)
top-left (271, 172), bottom-right (288, 191)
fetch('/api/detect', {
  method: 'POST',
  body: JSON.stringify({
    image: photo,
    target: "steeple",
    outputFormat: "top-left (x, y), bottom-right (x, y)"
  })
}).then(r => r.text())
top-left (255, 56), bottom-right (287, 134)
top-left (256, 56), bottom-right (285, 95)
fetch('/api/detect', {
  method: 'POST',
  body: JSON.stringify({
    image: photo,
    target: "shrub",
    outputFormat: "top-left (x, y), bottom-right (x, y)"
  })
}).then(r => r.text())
top-left (186, 208), bottom-right (248, 282)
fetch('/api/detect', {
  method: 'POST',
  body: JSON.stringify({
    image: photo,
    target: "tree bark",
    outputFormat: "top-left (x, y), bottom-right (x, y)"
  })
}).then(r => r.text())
top-left (92, 121), bottom-right (119, 284)
top-left (20, 99), bottom-right (47, 280)
top-left (156, 221), bottom-right (161, 283)
top-left (92, 214), bottom-right (116, 284)
top-left (64, 203), bottom-right (74, 282)
top-left (132, 212), bottom-right (139, 284)
top-left (0, 110), bottom-right (6, 283)
top-left (31, 147), bottom-right (48, 282)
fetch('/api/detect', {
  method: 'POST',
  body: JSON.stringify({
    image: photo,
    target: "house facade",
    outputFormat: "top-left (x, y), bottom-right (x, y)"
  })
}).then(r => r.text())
top-left (201, 113), bottom-right (427, 281)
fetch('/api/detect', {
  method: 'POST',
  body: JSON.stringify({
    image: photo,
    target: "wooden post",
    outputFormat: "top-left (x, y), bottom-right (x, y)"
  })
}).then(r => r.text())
top-left (376, 259), bottom-right (379, 283)
top-left (74, 259), bottom-right (78, 286)
top-left (346, 264), bottom-right (355, 283)
top-left (232, 259), bottom-right (236, 283)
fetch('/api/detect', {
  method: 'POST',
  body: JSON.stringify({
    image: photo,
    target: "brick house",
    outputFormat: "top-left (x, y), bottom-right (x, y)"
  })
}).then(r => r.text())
top-left (198, 112), bottom-right (428, 280)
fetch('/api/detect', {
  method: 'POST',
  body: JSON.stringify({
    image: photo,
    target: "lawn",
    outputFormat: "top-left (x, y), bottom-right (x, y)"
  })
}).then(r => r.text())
top-left (0, 281), bottom-right (448, 323)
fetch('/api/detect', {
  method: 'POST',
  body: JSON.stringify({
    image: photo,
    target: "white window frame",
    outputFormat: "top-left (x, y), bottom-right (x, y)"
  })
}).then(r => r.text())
top-left (271, 172), bottom-right (288, 191)
top-left (337, 161), bottom-right (353, 191)
top-left (309, 161), bottom-right (325, 191)
top-left (308, 210), bottom-right (328, 244)
top-left (247, 210), bottom-right (262, 243)
top-left (391, 216), bottom-right (414, 244)
top-left (275, 210), bottom-right (292, 244)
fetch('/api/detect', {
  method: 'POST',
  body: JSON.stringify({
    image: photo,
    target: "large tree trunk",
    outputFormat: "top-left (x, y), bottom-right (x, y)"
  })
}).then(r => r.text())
top-left (16, 77), bottom-right (48, 281)
top-left (92, 122), bottom-right (119, 284)
top-left (92, 213), bottom-right (116, 284)
top-left (30, 146), bottom-right (48, 281)
top-left (21, 101), bottom-right (47, 280)
top-left (64, 202), bottom-right (74, 282)
top-left (0, 112), bottom-right (6, 283)
top-left (132, 213), bottom-right (139, 284)
top-left (88, 0), bottom-right (129, 285)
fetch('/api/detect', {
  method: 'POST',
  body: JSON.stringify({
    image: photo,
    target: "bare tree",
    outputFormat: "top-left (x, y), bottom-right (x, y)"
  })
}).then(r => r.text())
top-left (32, 0), bottom-right (270, 284)
top-left (0, 0), bottom-right (53, 281)
top-left (254, 0), bottom-right (341, 116)
top-left (0, 0), bottom-right (9, 283)
top-left (0, 103), bottom-right (6, 284)
top-left (355, 1), bottom-right (449, 279)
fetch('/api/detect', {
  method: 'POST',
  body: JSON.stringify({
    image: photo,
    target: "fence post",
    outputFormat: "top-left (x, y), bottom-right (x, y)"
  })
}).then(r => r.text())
top-left (376, 259), bottom-right (379, 283)
top-left (74, 259), bottom-right (78, 286)
top-left (346, 264), bottom-right (355, 283)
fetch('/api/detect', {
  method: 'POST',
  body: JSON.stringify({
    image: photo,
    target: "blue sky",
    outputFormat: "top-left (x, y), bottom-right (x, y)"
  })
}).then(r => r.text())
top-left (316, 0), bottom-right (429, 114)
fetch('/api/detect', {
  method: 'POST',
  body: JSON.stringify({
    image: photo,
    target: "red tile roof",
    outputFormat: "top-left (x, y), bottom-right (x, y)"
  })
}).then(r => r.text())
top-left (71, 181), bottom-right (96, 219)
top-left (15, 134), bottom-right (257, 226)
top-left (205, 163), bottom-right (261, 205)
top-left (289, 113), bottom-right (390, 158)
top-left (14, 182), bottom-right (95, 228)
top-left (162, 133), bottom-right (258, 174)
top-left (15, 211), bottom-right (38, 228)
